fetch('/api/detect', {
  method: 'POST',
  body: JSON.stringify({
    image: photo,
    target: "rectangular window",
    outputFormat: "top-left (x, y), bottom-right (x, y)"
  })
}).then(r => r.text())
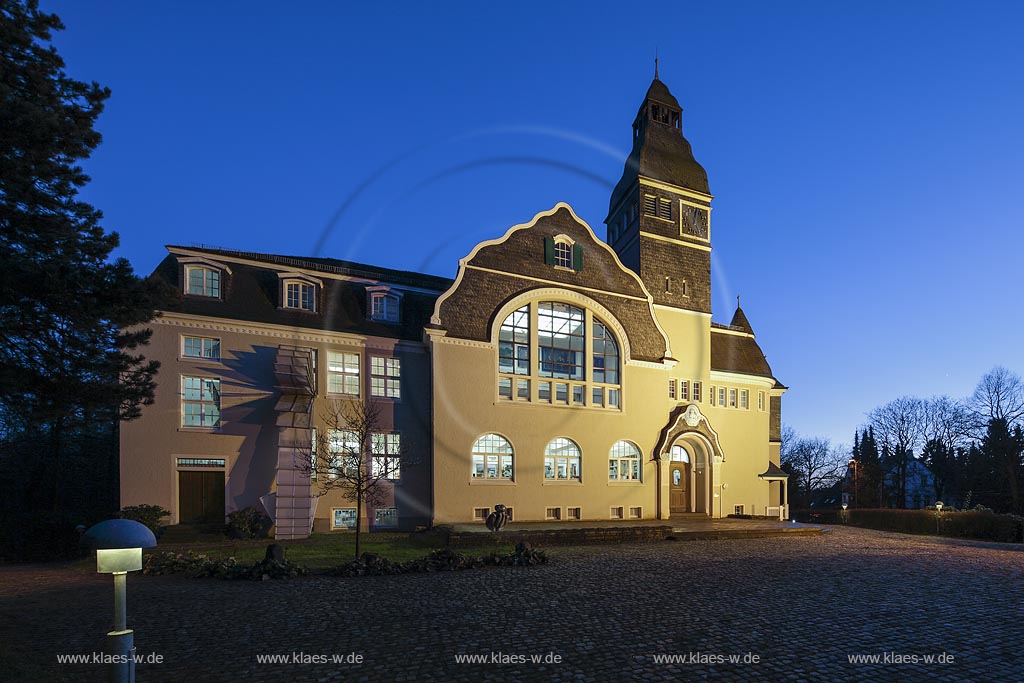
top-left (680, 380), bottom-right (689, 401)
top-left (185, 266), bottom-right (220, 297)
top-left (181, 376), bottom-right (220, 428)
top-left (554, 241), bottom-right (572, 268)
top-left (517, 379), bottom-right (530, 400)
top-left (332, 508), bottom-right (356, 529)
top-left (473, 507), bottom-right (489, 522)
top-left (629, 506), bottom-right (642, 519)
top-left (371, 433), bottom-right (401, 479)
top-left (285, 282), bottom-right (315, 311)
top-left (572, 385), bottom-right (584, 405)
top-left (370, 357), bottom-right (401, 399)
top-left (538, 381), bottom-right (552, 402)
top-left (566, 507), bottom-right (581, 520)
top-left (537, 302), bottom-right (584, 381)
top-left (758, 391), bottom-right (765, 411)
top-left (708, 385), bottom-right (715, 406)
top-left (668, 379), bottom-right (676, 400)
top-left (374, 508), bottom-right (398, 527)
top-left (555, 382), bottom-right (568, 404)
top-left (328, 352), bottom-right (360, 396)
top-left (175, 458), bottom-right (225, 468)
top-left (719, 387), bottom-right (727, 407)
top-left (592, 387), bottom-right (604, 407)
top-left (729, 388), bottom-right (737, 408)
top-left (734, 505), bottom-right (745, 515)
top-left (327, 430), bottom-right (360, 478)
top-left (498, 305), bottom-right (530, 376)
top-left (371, 293), bottom-right (400, 322)
top-left (608, 388), bottom-right (620, 408)
top-left (182, 335), bottom-right (220, 360)
top-left (693, 381), bottom-right (702, 402)
top-left (740, 389), bottom-right (749, 409)
top-left (498, 377), bottom-right (512, 399)
top-left (545, 507), bottom-right (561, 521)
top-left (610, 506), bottom-right (624, 520)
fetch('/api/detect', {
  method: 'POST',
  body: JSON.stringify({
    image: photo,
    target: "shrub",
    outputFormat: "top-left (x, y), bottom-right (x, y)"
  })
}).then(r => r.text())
top-left (142, 549), bottom-right (307, 580)
top-left (226, 507), bottom-right (272, 539)
top-left (796, 507), bottom-right (1024, 543)
top-left (119, 505), bottom-right (170, 537)
top-left (0, 511), bottom-right (88, 562)
top-left (326, 543), bottom-right (547, 576)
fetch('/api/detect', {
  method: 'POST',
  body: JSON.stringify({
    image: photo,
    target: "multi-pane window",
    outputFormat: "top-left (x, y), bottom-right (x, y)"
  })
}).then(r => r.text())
top-left (371, 357), bottom-right (401, 399)
top-left (718, 387), bottom-right (726, 407)
top-left (182, 335), bottom-right (220, 360)
top-left (328, 352), bottom-right (360, 395)
top-left (498, 301), bottom-right (621, 409)
top-left (538, 302), bottom-right (585, 380)
top-left (181, 376), bottom-right (220, 427)
top-left (332, 508), bottom-right (356, 529)
top-left (285, 281), bottom-right (315, 311)
top-left (544, 438), bottom-right (581, 481)
top-left (327, 430), bottom-right (360, 478)
top-left (680, 380), bottom-right (689, 401)
top-left (693, 381), bottom-right (702, 402)
top-left (668, 379), bottom-right (676, 400)
top-left (471, 433), bottom-right (513, 480)
top-left (185, 266), bottom-right (220, 297)
top-left (371, 293), bottom-right (400, 322)
top-left (758, 391), bottom-right (766, 411)
top-left (374, 508), bottom-right (398, 527)
top-left (371, 433), bottom-right (401, 479)
top-left (554, 241), bottom-right (572, 268)
top-left (740, 390), bottom-right (749, 409)
top-left (729, 388), bottom-right (737, 408)
top-left (609, 440), bottom-right (641, 481)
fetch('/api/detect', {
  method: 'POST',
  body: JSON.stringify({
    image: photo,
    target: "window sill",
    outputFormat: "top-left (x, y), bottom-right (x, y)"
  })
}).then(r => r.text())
top-left (177, 427), bottom-right (222, 433)
top-left (607, 480), bottom-right (643, 486)
top-left (469, 479), bottom-right (516, 485)
top-left (178, 356), bottom-right (224, 365)
top-left (277, 306), bottom-right (318, 314)
top-left (370, 396), bottom-right (401, 403)
top-left (552, 265), bottom-right (576, 273)
top-left (542, 479), bottom-right (583, 486)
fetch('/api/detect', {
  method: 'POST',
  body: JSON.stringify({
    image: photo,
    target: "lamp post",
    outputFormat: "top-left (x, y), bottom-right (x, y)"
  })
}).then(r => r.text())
top-left (841, 502), bottom-right (849, 524)
top-left (935, 501), bottom-right (944, 535)
top-left (81, 519), bottom-right (157, 683)
top-left (848, 458), bottom-right (858, 507)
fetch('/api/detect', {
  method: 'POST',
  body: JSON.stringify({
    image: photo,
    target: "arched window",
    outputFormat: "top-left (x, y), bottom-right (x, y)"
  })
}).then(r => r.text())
top-left (670, 444), bottom-right (690, 463)
top-left (544, 438), bottom-right (581, 481)
top-left (471, 434), bottom-right (513, 480)
top-left (609, 440), bottom-right (641, 481)
top-left (496, 301), bottom-right (622, 409)
top-left (184, 265), bottom-right (221, 298)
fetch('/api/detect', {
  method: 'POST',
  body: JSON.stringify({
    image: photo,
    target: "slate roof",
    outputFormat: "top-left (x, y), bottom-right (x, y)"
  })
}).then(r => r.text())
top-left (152, 247), bottom-right (453, 342)
top-left (759, 462), bottom-right (790, 478)
top-left (709, 329), bottom-right (774, 378)
top-left (729, 306), bottom-right (754, 335)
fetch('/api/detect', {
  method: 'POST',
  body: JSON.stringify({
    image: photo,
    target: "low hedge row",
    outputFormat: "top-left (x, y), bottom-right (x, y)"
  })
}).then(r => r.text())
top-left (327, 543), bottom-right (548, 576)
top-left (796, 508), bottom-right (1024, 543)
top-left (143, 550), bottom-right (308, 580)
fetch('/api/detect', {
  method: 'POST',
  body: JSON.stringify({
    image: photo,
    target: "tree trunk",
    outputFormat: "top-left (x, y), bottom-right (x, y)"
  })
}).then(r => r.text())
top-left (354, 495), bottom-right (362, 559)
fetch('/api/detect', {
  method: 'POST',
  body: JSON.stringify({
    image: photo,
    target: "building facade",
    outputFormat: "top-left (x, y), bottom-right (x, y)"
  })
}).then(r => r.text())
top-left (120, 75), bottom-right (788, 537)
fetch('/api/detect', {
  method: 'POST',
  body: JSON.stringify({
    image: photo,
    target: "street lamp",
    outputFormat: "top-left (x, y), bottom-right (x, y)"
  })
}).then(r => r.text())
top-left (841, 502), bottom-right (849, 524)
top-left (848, 458), bottom-right (858, 507)
top-left (81, 519), bottom-right (157, 683)
top-left (935, 501), bottom-right (944, 535)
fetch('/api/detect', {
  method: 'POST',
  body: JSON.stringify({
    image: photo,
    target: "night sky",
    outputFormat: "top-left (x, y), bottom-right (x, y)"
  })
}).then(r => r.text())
top-left (50, 1), bottom-right (1024, 447)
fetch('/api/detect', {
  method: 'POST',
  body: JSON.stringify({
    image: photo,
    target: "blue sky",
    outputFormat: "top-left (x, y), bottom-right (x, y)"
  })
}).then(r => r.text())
top-left (50, 1), bottom-right (1024, 447)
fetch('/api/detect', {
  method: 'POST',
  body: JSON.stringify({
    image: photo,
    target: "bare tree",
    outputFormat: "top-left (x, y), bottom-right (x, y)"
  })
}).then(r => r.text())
top-left (922, 395), bottom-right (973, 502)
top-left (781, 436), bottom-right (846, 508)
top-left (868, 396), bottom-right (927, 508)
top-left (298, 400), bottom-right (411, 558)
top-left (971, 366), bottom-right (1024, 430)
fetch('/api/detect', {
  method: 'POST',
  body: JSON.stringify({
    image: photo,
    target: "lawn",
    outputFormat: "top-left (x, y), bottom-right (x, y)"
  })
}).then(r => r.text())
top-left (146, 532), bottom-right (508, 569)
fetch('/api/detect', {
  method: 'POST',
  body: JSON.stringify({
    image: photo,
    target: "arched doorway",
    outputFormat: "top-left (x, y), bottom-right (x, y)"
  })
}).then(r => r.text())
top-left (669, 445), bottom-right (691, 514)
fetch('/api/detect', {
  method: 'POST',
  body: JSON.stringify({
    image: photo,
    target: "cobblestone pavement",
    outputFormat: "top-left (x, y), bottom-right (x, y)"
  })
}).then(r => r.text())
top-left (2, 526), bottom-right (1023, 682)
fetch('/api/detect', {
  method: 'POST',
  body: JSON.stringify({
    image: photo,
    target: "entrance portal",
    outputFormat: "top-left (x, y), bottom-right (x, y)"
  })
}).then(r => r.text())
top-left (179, 470), bottom-right (225, 523)
top-left (669, 445), bottom-right (691, 515)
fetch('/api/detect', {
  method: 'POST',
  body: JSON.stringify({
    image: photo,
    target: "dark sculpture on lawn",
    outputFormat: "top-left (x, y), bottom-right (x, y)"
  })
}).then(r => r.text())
top-left (485, 504), bottom-right (510, 532)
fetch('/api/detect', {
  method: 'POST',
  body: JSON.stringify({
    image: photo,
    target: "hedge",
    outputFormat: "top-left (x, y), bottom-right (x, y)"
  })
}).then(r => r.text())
top-left (796, 508), bottom-right (1024, 543)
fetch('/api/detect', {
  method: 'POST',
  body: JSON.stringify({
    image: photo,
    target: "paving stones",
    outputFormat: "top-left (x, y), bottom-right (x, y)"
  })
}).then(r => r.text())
top-left (1, 526), bottom-right (1022, 682)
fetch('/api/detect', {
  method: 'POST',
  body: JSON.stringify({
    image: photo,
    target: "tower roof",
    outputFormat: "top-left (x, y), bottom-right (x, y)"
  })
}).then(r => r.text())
top-left (729, 300), bottom-right (754, 335)
top-left (608, 75), bottom-right (709, 219)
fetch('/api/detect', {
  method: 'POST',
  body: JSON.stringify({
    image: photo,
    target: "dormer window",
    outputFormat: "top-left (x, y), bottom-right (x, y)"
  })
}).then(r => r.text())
top-left (176, 256), bottom-right (231, 299)
top-left (544, 235), bottom-right (583, 272)
top-left (367, 286), bottom-right (402, 323)
top-left (277, 272), bottom-right (322, 313)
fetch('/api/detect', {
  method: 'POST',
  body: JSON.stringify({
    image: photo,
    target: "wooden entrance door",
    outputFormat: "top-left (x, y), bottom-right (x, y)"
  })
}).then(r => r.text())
top-left (178, 470), bottom-right (225, 523)
top-left (670, 463), bottom-right (689, 514)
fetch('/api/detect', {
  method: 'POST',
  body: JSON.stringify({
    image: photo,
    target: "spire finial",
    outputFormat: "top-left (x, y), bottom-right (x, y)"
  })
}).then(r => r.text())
top-left (737, 295), bottom-right (741, 309)
top-left (654, 48), bottom-right (659, 79)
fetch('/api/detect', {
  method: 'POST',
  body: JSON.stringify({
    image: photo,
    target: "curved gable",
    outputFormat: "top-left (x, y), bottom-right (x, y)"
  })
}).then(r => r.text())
top-left (432, 203), bottom-right (670, 363)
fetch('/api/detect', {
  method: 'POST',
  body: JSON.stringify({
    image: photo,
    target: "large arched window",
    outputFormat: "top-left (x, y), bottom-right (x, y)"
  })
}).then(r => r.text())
top-left (609, 440), bottom-right (641, 481)
top-left (471, 434), bottom-right (514, 480)
top-left (497, 301), bottom-right (622, 409)
top-left (544, 438), bottom-right (581, 481)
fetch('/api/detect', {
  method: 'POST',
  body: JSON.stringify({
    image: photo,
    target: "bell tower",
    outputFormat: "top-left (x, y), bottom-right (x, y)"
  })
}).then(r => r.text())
top-left (605, 71), bottom-right (713, 314)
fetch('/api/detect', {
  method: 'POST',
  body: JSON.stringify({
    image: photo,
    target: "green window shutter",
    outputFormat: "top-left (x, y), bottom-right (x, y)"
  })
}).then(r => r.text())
top-left (544, 237), bottom-right (554, 265)
top-left (572, 243), bottom-right (583, 271)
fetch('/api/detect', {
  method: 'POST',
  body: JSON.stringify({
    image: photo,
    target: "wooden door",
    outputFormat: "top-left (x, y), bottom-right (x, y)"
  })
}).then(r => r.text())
top-left (179, 470), bottom-right (225, 523)
top-left (670, 463), bottom-right (689, 514)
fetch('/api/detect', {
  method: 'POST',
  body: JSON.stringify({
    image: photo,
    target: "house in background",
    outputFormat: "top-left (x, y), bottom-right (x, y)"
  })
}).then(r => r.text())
top-left (120, 74), bottom-right (789, 537)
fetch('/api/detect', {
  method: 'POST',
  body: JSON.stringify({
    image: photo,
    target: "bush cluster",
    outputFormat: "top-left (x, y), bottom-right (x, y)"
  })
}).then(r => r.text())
top-left (225, 507), bottom-right (272, 539)
top-left (327, 542), bottom-right (548, 577)
top-left (796, 508), bottom-right (1024, 543)
top-left (119, 505), bottom-right (170, 537)
top-left (143, 550), bottom-right (307, 580)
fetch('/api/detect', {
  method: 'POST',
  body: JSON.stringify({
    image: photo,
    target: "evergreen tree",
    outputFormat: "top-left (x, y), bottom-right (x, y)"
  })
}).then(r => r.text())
top-left (975, 419), bottom-right (1024, 514)
top-left (0, 0), bottom-right (166, 512)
